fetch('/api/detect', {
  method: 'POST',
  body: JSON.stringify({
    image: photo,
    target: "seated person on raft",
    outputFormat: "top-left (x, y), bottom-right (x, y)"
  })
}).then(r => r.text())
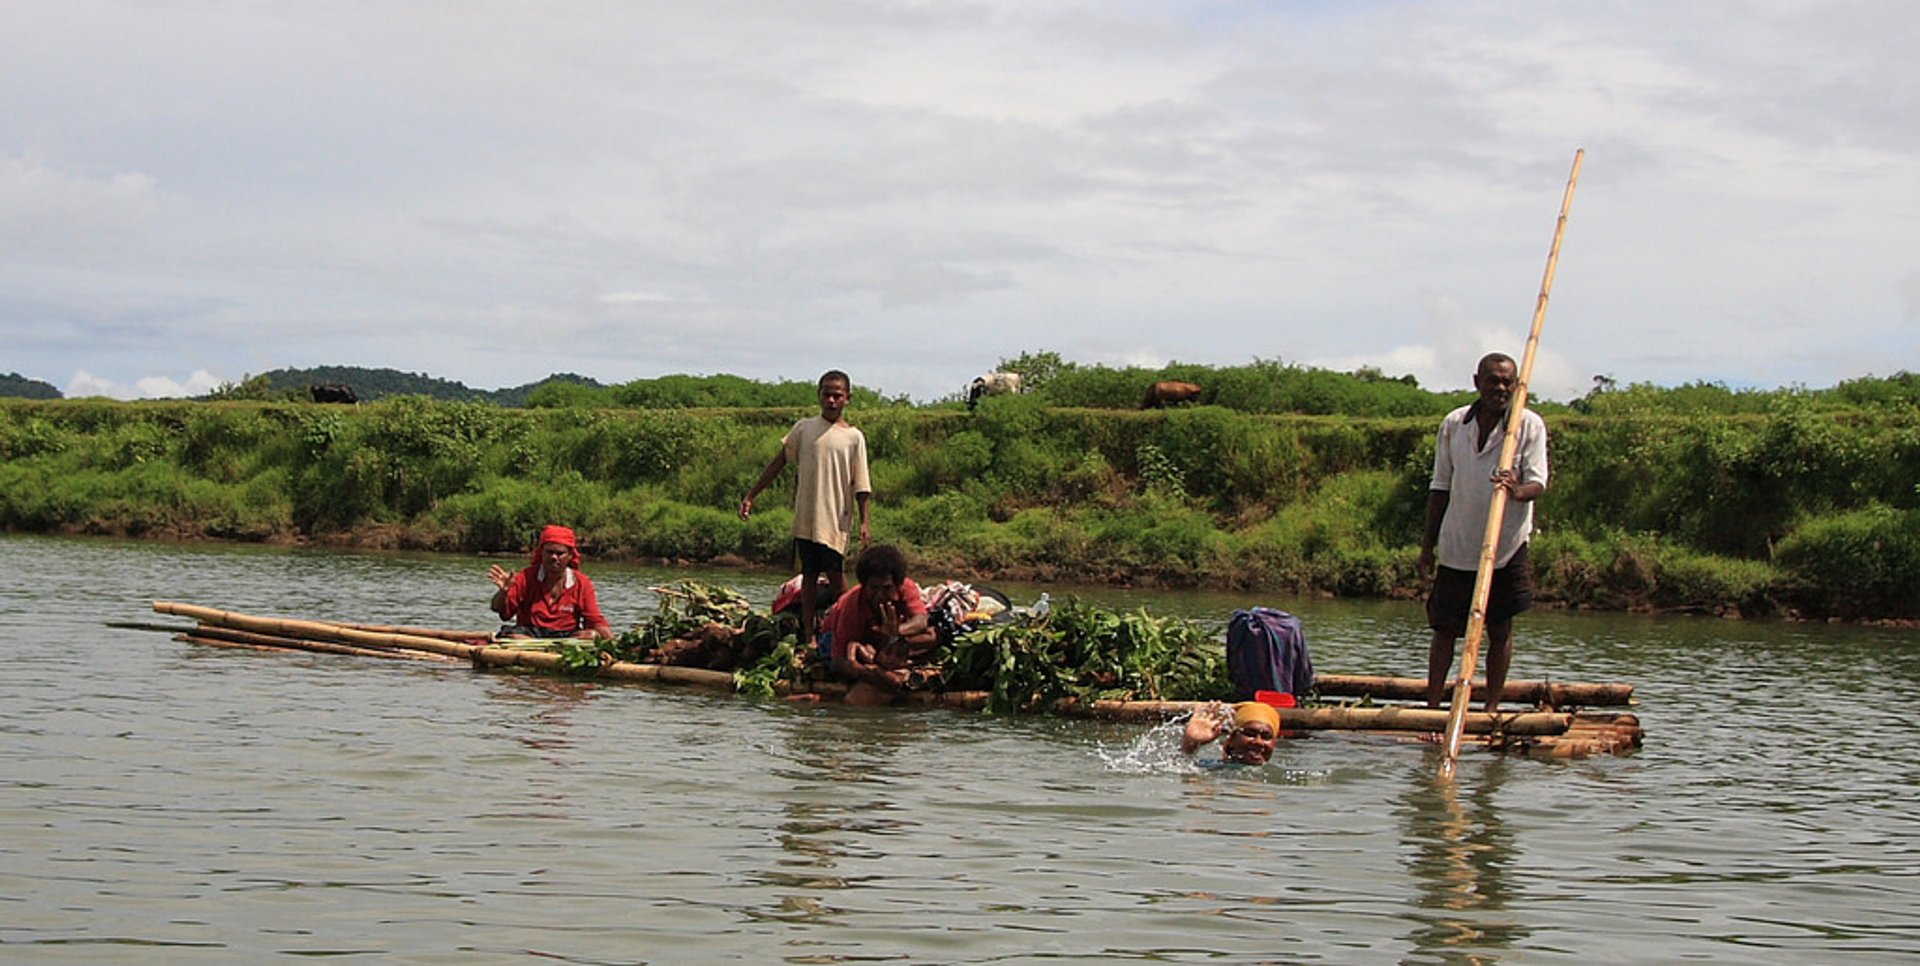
top-left (487, 525), bottom-right (615, 640)
top-left (1182, 701), bottom-right (1281, 765)
top-left (821, 545), bottom-right (938, 706)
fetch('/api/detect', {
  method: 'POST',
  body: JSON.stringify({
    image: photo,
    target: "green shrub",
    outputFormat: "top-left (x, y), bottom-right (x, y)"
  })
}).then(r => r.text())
top-left (895, 491), bottom-right (987, 547)
top-left (4, 386), bottom-right (1917, 620)
top-left (1775, 506), bottom-right (1920, 619)
top-left (525, 381), bottom-right (612, 409)
top-left (433, 476), bottom-right (563, 552)
top-left (0, 413), bottom-right (69, 460)
top-left (1532, 530), bottom-right (1781, 616)
top-left (604, 500), bottom-right (730, 559)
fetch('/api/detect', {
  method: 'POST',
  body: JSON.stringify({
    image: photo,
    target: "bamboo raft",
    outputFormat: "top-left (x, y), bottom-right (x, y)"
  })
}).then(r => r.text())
top-left (148, 601), bottom-right (1643, 758)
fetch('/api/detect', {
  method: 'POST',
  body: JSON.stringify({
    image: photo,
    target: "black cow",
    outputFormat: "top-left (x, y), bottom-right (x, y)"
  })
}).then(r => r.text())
top-left (310, 384), bottom-right (358, 404)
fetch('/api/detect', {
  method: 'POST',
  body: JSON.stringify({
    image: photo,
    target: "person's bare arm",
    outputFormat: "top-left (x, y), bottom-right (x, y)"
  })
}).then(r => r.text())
top-left (1182, 703), bottom-right (1230, 755)
top-left (1417, 490), bottom-right (1449, 579)
top-left (488, 565), bottom-right (515, 619)
top-left (1493, 469), bottom-right (1544, 503)
top-left (740, 452), bottom-right (789, 520)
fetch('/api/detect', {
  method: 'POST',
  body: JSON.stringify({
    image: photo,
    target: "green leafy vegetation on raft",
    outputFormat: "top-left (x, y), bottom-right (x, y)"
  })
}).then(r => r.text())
top-left (942, 597), bottom-right (1230, 712)
top-left (3, 363), bottom-right (1919, 621)
top-left (615, 580), bottom-right (1228, 710)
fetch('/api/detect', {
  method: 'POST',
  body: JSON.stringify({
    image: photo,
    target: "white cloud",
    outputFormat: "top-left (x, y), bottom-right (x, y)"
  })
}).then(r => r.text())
top-left (0, 156), bottom-right (159, 257)
top-left (3, 1), bottom-right (1917, 402)
top-left (599, 291), bottom-right (680, 305)
top-left (65, 368), bottom-right (225, 400)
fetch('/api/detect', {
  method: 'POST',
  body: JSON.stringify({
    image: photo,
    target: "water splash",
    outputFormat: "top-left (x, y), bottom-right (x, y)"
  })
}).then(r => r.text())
top-left (1097, 715), bottom-right (1203, 774)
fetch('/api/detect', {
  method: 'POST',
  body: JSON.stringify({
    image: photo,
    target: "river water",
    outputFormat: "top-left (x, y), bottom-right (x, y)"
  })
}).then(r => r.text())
top-left (3, 534), bottom-right (1917, 963)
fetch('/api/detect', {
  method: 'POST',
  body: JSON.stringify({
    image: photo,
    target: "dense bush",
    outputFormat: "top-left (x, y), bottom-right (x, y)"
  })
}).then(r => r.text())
top-left (5, 373), bottom-right (1918, 621)
top-left (610, 373), bottom-right (901, 410)
top-left (1011, 356), bottom-right (1456, 416)
top-left (1774, 505), bottom-right (1920, 619)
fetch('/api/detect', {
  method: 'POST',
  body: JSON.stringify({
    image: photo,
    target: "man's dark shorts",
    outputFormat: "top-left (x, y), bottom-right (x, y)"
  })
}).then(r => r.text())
top-left (793, 538), bottom-right (844, 577)
top-left (1426, 543), bottom-right (1533, 636)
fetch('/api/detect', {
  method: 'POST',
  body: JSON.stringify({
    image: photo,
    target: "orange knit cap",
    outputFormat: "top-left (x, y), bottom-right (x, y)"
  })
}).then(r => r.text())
top-left (1232, 701), bottom-right (1281, 733)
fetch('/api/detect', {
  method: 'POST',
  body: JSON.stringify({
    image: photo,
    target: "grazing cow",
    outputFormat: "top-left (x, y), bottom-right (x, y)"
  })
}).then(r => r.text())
top-left (309, 383), bottom-right (358, 404)
top-left (965, 371), bottom-right (1023, 411)
top-left (1141, 380), bottom-right (1203, 409)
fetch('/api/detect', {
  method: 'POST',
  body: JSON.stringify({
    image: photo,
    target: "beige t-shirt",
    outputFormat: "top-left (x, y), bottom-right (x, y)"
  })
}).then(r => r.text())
top-left (782, 415), bottom-right (871, 554)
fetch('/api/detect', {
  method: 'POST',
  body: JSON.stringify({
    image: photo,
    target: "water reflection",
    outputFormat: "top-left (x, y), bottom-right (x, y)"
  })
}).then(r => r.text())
top-left (482, 676), bottom-right (599, 752)
top-left (749, 712), bottom-right (932, 926)
top-left (1398, 760), bottom-right (1524, 961)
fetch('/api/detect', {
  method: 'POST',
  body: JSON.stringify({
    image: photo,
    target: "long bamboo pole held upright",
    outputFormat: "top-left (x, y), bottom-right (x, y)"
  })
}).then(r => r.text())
top-left (1439, 149), bottom-right (1585, 781)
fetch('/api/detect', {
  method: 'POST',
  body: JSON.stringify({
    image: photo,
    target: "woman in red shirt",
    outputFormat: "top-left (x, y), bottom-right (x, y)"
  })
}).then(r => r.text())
top-left (487, 525), bottom-right (614, 639)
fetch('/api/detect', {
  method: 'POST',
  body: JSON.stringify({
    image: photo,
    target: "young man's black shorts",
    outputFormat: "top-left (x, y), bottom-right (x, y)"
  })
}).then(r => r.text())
top-left (1426, 543), bottom-right (1533, 636)
top-left (793, 538), bottom-right (844, 576)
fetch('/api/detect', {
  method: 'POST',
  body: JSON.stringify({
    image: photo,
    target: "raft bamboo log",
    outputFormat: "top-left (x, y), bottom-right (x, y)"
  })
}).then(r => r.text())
top-left (1290, 707), bottom-right (1570, 734)
top-left (470, 647), bottom-right (740, 692)
top-left (599, 661), bottom-right (737, 690)
top-left (109, 620), bottom-right (210, 634)
top-left (181, 624), bottom-right (453, 661)
top-left (1441, 148), bottom-right (1584, 781)
top-left (338, 622), bottom-right (494, 643)
top-left (1314, 674), bottom-right (1633, 707)
top-left (176, 633), bottom-right (290, 653)
top-left (886, 692), bottom-right (1570, 733)
top-left (150, 602), bottom-right (1641, 757)
top-left (154, 602), bottom-right (479, 659)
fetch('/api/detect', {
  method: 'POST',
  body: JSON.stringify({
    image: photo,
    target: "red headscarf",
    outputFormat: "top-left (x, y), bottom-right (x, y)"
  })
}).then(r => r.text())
top-left (530, 525), bottom-right (582, 569)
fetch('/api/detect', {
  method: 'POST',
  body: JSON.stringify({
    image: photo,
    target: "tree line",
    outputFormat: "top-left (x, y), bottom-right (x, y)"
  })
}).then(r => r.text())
top-left (2, 368), bottom-right (1916, 620)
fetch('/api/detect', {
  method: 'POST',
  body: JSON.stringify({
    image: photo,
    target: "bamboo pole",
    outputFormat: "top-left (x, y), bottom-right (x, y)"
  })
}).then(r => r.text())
top-left (154, 601), bottom-right (480, 660)
top-left (469, 647), bottom-right (740, 692)
top-left (337, 622), bottom-right (495, 643)
top-left (175, 633), bottom-right (289, 654)
top-left (180, 624), bottom-right (458, 661)
top-left (1314, 674), bottom-right (1633, 707)
top-left (1440, 149), bottom-right (1584, 781)
top-left (152, 601), bottom-right (741, 692)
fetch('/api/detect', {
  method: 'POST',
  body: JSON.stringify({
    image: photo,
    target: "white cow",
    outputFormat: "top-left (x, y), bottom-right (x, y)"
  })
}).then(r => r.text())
top-left (966, 372), bottom-right (1023, 410)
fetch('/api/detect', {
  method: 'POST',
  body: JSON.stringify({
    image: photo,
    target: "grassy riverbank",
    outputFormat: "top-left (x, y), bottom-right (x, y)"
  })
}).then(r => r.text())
top-left (4, 386), bottom-right (1918, 620)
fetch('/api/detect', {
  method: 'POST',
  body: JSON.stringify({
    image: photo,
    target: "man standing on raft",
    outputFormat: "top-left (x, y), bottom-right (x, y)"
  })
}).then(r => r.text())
top-left (1418, 352), bottom-right (1549, 714)
top-left (740, 370), bottom-right (872, 645)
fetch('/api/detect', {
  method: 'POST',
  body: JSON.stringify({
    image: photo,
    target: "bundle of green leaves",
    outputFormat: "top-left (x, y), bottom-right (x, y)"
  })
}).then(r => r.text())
top-left (942, 597), bottom-right (1229, 713)
top-left (616, 580), bottom-right (1232, 710)
top-left (613, 580), bottom-right (757, 662)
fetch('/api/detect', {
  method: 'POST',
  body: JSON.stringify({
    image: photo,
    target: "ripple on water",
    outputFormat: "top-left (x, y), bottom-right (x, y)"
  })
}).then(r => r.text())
top-left (5, 533), bottom-right (1920, 961)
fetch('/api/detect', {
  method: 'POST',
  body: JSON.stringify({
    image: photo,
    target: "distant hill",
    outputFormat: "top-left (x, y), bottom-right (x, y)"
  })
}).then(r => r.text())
top-left (491, 372), bottom-right (607, 407)
top-left (0, 372), bottom-right (61, 399)
top-left (200, 366), bottom-right (608, 405)
top-left (242, 366), bottom-right (486, 402)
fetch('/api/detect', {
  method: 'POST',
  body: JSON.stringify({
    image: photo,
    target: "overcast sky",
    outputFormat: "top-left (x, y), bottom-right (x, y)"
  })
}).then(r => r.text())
top-left (4, 1), bottom-right (1915, 403)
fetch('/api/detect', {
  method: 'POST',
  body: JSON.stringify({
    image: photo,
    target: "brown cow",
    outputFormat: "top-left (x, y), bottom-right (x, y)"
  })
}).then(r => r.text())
top-left (1141, 380), bottom-right (1203, 408)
